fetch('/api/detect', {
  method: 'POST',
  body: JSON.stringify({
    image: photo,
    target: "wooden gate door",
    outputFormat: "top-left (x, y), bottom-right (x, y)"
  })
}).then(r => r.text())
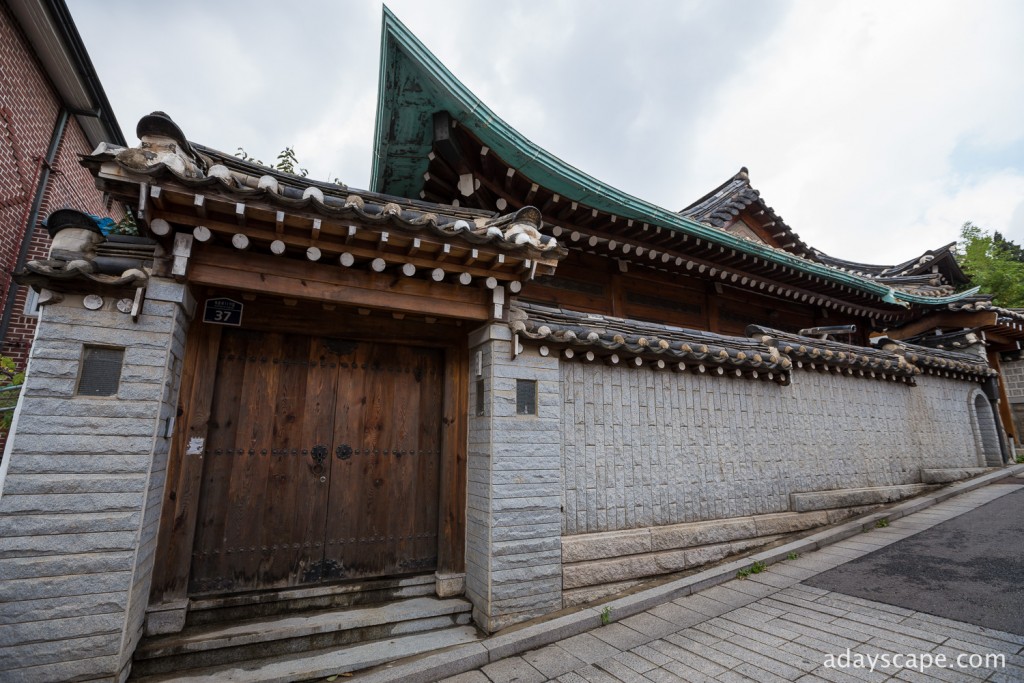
top-left (321, 343), bottom-right (443, 580)
top-left (188, 330), bottom-right (442, 595)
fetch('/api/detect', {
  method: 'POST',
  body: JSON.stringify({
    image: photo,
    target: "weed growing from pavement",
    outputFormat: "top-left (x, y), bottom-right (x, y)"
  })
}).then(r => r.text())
top-left (600, 606), bottom-right (612, 626)
top-left (787, 552), bottom-right (799, 560)
top-left (738, 560), bottom-right (768, 579)
top-left (1017, 455), bottom-right (1024, 464)
top-left (875, 518), bottom-right (890, 528)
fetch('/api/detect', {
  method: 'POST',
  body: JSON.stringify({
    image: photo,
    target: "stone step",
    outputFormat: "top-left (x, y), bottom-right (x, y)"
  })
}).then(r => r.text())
top-left (131, 624), bottom-right (480, 683)
top-left (185, 574), bottom-right (437, 627)
top-left (132, 596), bottom-right (474, 679)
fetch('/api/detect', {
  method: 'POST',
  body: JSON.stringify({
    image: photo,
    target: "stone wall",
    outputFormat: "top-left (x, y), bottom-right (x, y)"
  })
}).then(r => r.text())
top-left (0, 280), bottom-right (192, 683)
top-left (1004, 359), bottom-right (1024, 400)
top-left (561, 363), bottom-right (983, 536)
top-left (1005, 359), bottom-right (1024, 444)
top-left (466, 325), bottom-right (562, 633)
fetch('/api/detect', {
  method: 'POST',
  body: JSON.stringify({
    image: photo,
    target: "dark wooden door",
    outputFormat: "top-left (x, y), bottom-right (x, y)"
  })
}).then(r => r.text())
top-left (322, 343), bottom-right (443, 580)
top-left (188, 330), bottom-right (442, 595)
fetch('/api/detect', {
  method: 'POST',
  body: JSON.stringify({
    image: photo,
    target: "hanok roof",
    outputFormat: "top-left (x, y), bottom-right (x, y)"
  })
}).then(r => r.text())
top-left (678, 167), bottom-right (813, 259)
top-left (370, 8), bottom-right (978, 315)
top-left (80, 112), bottom-right (565, 279)
top-left (509, 300), bottom-right (991, 385)
top-left (678, 168), bottom-right (968, 299)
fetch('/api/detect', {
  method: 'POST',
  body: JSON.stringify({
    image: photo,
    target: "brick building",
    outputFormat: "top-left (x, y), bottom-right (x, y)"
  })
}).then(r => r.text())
top-left (0, 0), bottom-right (124, 372)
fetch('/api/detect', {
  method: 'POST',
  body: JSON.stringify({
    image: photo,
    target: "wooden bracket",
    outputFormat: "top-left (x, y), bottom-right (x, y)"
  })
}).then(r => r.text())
top-left (171, 233), bottom-right (194, 279)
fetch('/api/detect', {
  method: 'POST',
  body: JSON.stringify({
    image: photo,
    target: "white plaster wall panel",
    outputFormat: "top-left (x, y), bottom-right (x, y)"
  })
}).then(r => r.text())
top-left (562, 363), bottom-right (979, 535)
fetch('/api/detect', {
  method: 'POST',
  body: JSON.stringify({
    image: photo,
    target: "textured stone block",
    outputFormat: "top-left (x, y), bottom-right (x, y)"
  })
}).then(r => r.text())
top-left (920, 467), bottom-right (993, 484)
top-left (753, 511), bottom-right (829, 536)
top-left (791, 484), bottom-right (931, 511)
top-left (562, 528), bottom-right (652, 563)
top-left (650, 517), bottom-right (757, 551)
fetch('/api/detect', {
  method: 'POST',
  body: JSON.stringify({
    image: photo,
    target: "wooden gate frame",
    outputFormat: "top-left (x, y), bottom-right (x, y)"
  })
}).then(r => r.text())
top-left (149, 306), bottom-right (468, 610)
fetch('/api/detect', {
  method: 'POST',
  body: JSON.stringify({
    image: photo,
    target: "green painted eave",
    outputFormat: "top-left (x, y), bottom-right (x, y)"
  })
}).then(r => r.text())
top-left (370, 7), bottom-right (978, 309)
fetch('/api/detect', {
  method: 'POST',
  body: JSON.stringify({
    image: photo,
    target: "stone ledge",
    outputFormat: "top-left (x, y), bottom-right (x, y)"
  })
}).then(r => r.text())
top-left (920, 467), bottom-right (995, 484)
top-left (562, 509), bottom-right (832, 565)
top-left (791, 483), bottom-right (934, 512)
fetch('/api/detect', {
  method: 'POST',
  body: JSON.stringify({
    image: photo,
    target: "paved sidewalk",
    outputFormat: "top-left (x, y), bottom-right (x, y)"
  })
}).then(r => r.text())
top-left (443, 480), bottom-right (1024, 683)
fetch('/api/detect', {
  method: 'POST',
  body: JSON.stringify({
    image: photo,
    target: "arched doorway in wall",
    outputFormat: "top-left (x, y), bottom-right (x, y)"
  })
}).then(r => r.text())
top-left (974, 393), bottom-right (1002, 466)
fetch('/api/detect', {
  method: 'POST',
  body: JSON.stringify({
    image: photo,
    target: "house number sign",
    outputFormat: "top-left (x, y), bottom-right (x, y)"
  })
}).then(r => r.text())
top-left (203, 297), bottom-right (243, 326)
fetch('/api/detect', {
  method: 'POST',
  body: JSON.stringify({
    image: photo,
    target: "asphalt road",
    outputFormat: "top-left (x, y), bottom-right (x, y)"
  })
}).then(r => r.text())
top-left (805, 484), bottom-right (1024, 635)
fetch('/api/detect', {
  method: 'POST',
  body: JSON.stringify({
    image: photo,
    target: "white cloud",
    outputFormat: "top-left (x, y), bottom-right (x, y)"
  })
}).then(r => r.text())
top-left (68, 0), bottom-right (1024, 264)
top-left (684, 0), bottom-right (1024, 263)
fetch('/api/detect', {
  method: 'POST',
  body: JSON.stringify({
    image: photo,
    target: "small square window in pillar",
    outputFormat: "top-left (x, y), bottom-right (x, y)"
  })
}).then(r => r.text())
top-left (516, 379), bottom-right (537, 415)
top-left (77, 346), bottom-right (125, 397)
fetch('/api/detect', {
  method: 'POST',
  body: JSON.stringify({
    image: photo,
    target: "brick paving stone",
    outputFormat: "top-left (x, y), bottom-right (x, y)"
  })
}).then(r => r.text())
top-left (745, 600), bottom-right (786, 618)
top-left (593, 657), bottom-right (654, 683)
top-left (440, 671), bottom-right (491, 683)
top-left (617, 613), bottom-right (678, 639)
top-left (556, 672), bottom-right (589, 683)
top-left (611, 651), bottom-right (657, 674)
top-left (672, 593), bottom-right (734, 617)
top-left (629, 644), bottom-right (673, 668)
top-left (639, 665), bottom-right (688, 683)
top-left (709, 614), bottom-right (797, 647)
top-left (745, 571), bottom-right (800, 589)
top-left (732, 661), bottom-right (793, 682)
top-left (659, 634), bottom-right (742, 670)
top-left (590, 623), bottom-right (651, 651)
top-left (521, 645), bottom-right (587, 679)
top-left (646, 601), bottom-right (707, 629)
top-left (558, 633), bottom-right (623, 665)
top-left (700, 585), bottom-right (761, 608)
top-left (658, 657), bottom-right (720, 683)
top-left (726, 578), bottom-right (780, 599)
top-left (482, 656), bottom-right (546, 683)
top-left (572, 663), bottom-right (621, 683)
top-left (708, 639), bottom-right (807, 680)
top-left (769, 564), bottom-right (821, 581)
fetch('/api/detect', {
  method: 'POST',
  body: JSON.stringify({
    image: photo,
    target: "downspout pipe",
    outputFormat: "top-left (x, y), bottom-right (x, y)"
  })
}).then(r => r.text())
top-left (0, 108), bottom-right (69, 351)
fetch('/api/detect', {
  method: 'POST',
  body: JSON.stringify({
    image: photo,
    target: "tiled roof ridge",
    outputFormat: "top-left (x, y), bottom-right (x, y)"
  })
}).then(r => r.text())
top-left (509, 302), bottom-right (993, 384)
top-left (89, 112), bottom-right (566, 259)
top-left (874, 335), bottom-right (996, 379)
top-left (678, 167), bottom-right (815, 259)
top-left (747, 325), bottom-right (918, 380)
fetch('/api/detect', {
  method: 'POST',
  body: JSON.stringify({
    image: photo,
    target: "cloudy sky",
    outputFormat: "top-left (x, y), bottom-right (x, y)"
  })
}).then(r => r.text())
top-left (70, 0), bottom-right (1024, 265)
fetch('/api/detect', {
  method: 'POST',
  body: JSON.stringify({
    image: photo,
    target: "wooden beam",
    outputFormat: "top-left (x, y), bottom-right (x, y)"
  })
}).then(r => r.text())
top-left (149, 208), bottom-right (524, 281)
top-left (989, 350), bottom-right (1018, 443)
top-left (189, 247), bottom-right (491, 320)
top-left (150, 323), bottom-right (223, 605)
top-left (437, 344), bottom-right (468, 576)
top-left (880, 310), bottom-right (999, 340)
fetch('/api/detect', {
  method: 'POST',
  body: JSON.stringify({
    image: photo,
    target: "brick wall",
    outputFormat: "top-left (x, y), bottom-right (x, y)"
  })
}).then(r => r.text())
top-left (561, 364), bottom-right (986, 536)
top-left (0, 4), bottom-right (123, 372)
top-left (0, 280), bottom-right (192, 683)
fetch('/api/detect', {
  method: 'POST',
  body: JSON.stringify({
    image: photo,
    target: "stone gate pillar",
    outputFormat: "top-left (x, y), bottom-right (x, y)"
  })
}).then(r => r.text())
top-left (0, 278), bottom-right (193, 682)
top-left (465, 323), bottom-right (563, 632)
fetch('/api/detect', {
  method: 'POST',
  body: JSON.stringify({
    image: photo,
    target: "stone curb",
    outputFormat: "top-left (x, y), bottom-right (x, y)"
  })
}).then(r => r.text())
top-left (355, 464), bottom-right (1024, 683)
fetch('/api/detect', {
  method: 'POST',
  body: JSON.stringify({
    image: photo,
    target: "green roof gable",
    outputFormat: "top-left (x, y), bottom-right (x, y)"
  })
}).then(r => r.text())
top-left (370, 7), bottom-right (977, 309)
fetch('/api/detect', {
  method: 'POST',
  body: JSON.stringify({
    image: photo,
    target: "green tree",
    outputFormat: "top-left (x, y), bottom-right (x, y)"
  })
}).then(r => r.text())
top-left (957, 222), bottom-right (1024, 308)
top-left (0, 355), bottom-right (25, 432)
